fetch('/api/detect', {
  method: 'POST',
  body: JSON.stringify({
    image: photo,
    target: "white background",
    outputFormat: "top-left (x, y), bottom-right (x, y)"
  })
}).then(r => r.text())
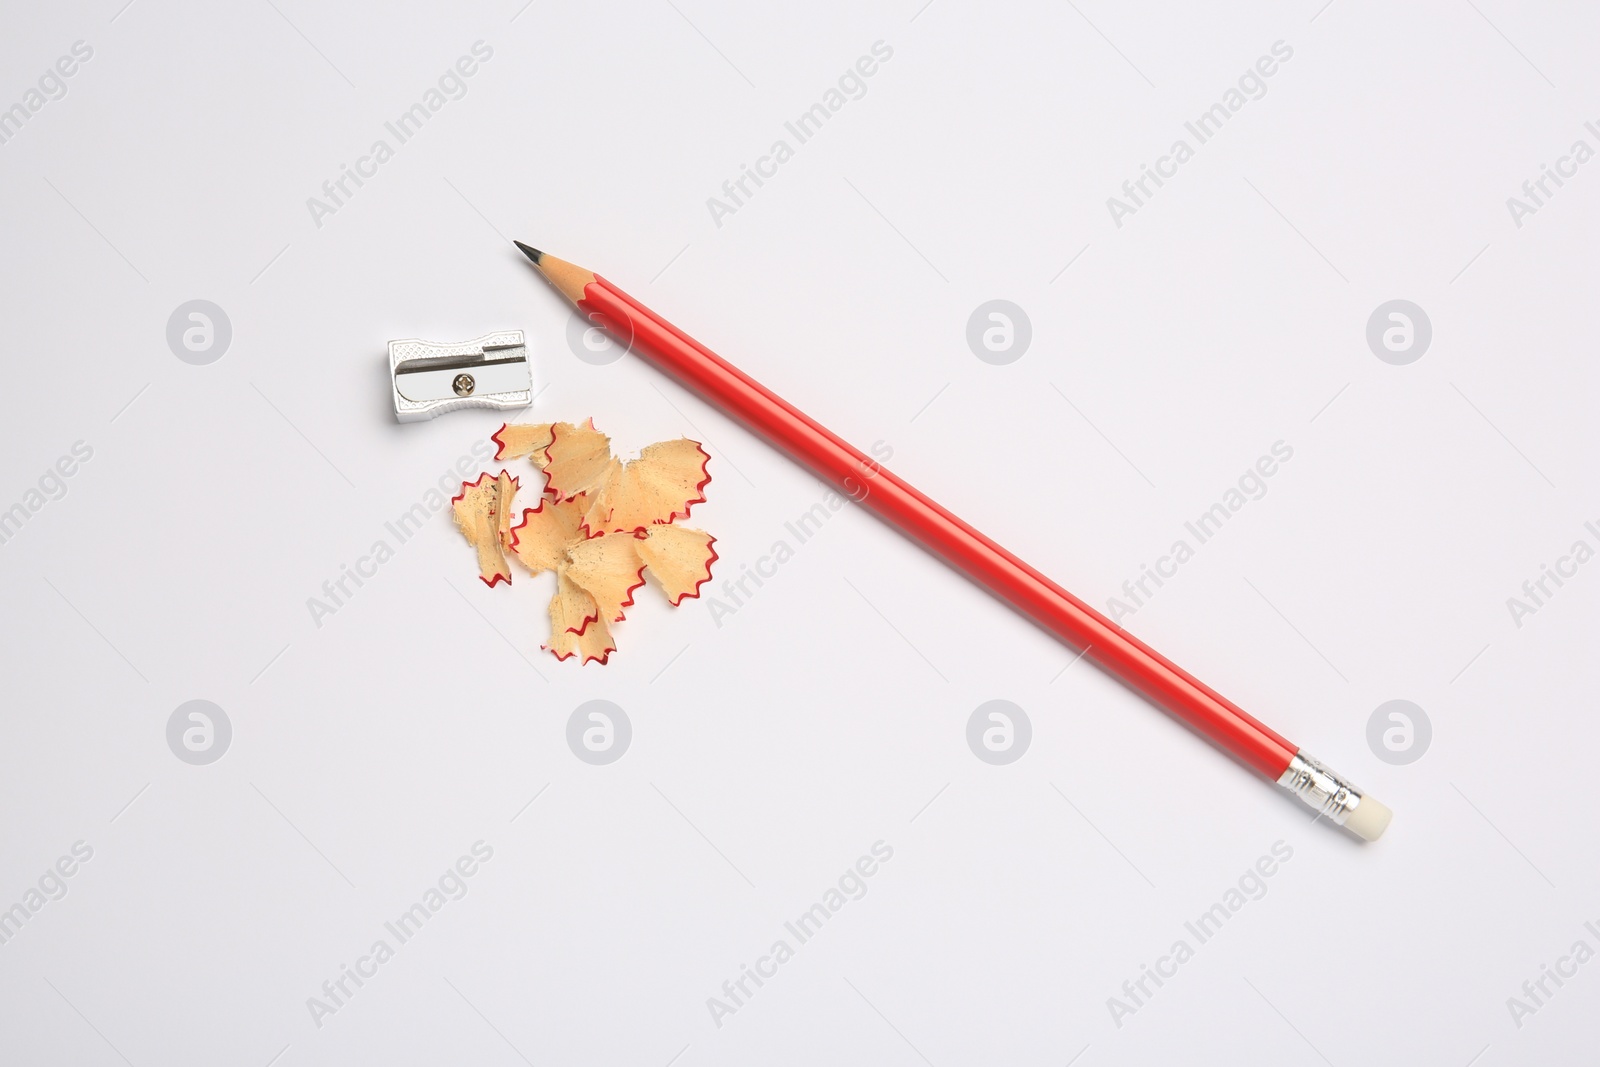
top-left (2, 1), bottom-right (1597, 1064)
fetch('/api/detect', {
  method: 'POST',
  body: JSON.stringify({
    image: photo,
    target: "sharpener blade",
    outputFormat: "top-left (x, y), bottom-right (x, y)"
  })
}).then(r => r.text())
top-left (390, 331), bottom-right (533, 423)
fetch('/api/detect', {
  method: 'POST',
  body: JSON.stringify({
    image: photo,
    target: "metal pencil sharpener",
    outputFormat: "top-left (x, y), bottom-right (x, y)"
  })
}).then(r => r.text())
top-left (390, 331), bottom-right (534, 423)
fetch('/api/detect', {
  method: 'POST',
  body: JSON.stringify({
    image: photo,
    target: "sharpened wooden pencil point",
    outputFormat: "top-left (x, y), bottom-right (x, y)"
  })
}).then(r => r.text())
top-left (521, 247), bottom-right (597, 306)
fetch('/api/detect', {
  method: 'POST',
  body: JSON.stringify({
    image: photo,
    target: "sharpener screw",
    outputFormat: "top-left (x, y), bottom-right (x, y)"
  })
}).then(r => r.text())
top-left (452, 373), bottom-right (475, 396)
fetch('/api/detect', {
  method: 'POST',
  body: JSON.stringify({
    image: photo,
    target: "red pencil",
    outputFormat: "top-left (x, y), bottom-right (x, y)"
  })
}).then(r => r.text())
top-left (517, 242), bottom-right (1390, 841)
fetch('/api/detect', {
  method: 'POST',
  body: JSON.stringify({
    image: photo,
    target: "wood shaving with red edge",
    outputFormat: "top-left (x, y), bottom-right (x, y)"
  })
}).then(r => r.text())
top-left (635, 525), bottom-right (718, 606)
top-left (490, 422), bottom-right (554, 462)
top-left (451, 470), bottom-right (519, 587)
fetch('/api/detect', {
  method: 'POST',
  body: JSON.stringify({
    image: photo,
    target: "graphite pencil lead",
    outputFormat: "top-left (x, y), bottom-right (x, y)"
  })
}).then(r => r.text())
top-left (513, 240), bottom-right (543, 264)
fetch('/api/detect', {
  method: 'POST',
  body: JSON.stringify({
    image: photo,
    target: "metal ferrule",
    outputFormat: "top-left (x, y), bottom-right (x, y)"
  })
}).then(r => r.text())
top-left (1276, 751), bottom-right (1368, 826)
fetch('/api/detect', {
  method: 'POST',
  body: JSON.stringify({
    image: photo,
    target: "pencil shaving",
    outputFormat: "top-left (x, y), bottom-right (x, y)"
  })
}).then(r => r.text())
top-left (565, 533), bottom-right (649, 623)
top-left (508, 496), bottom-right (588, 575)
top-left (451, 470), bottom-right (519, 587)
top-left (540, 420), bottom-right (612, 498)
top-left (545, 573), bottom-right (615, 664)
top-left (547, 570), bottom-right (598, 635)
top-left (455, 419), bottom-right (715, 664)
top-left (541, 422), bottom-right (711, 535)
top-left (490, 421), bottom-right (554, 461)
top-left (548, 612), bottom-right (615, 664)
top-left (635, 525), bottom-right (718, 605)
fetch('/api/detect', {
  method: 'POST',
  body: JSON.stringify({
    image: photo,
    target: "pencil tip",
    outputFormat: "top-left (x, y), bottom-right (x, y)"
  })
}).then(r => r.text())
top-left (513, 240), bottom-right (543, 265)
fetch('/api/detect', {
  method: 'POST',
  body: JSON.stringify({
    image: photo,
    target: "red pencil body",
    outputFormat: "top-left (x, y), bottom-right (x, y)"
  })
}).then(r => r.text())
top-left (579, 276), bottom-right (1297, 780)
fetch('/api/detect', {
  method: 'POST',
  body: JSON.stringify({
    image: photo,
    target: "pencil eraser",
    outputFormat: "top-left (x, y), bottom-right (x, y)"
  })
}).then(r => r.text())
top-left (1345, 795), bottom-right (1392, 841)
